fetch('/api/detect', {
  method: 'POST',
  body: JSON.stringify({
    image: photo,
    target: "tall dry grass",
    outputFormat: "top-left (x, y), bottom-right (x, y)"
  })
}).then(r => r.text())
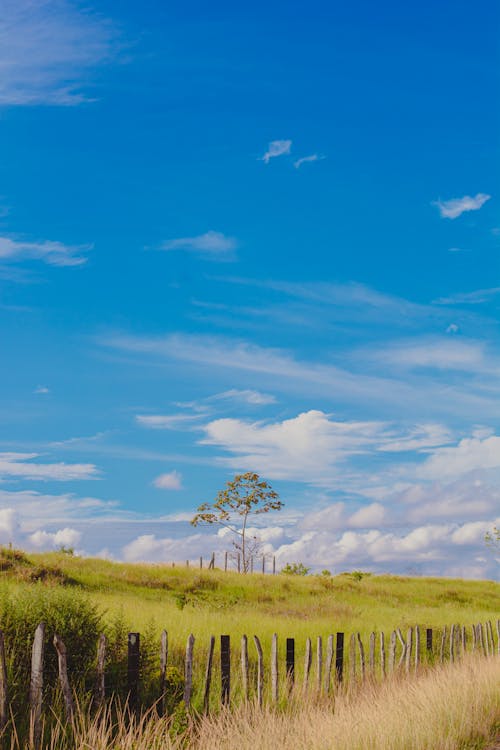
top-left (8, 655), bottom-right (499, 749)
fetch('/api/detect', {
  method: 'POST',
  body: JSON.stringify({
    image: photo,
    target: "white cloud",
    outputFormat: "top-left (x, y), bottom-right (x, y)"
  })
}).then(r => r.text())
top-left (0, 508), bottom-right (18, 541)
top-left (0, 236), bottom-right (90, 266)
top-left (136, 414), bottom-right (204, 430)
top-left (377, 423), bottom-right (452, 453)
top-left (348, 503), bottom-right (386, 528)
top-left (371, 338), bottom-right (485, 371)
top-left (210, 389), bottom-right (276, 405)
top-left (201, 410), bottom-right (387, 483)
top-left (160, 231), bottom-right (237, 258)
top-left (435, 287), bottom-right (500, 305)
top-left (34, 385), bottom-right (50, 394)
top-left (260, 140), bottom-right (292, 164)
top-left (0, 452), bottom-right (99, 481)
top-left (153, 471), bottom-right (183, 490)
top-left (29, 527), bottom-right (81, 549)
top-left (0, 0), bottom-right (119, 106)
top-left (418, 435), bottom-right (500, 480)
top-left (293, 154), bottom-right (324, 168)
top-left (446, 324), bottom-right (459, 334)
top-left (433, 193), bottom-right (491, 219)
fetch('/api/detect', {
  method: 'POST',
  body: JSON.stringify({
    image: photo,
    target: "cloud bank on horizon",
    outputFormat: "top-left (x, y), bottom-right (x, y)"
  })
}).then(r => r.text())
top-left (0, 0), bottom-right (498, 578)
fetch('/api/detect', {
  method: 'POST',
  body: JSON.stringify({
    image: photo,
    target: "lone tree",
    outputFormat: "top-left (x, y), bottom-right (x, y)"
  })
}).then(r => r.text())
top-left (191, 472), bottom-right (283, 573)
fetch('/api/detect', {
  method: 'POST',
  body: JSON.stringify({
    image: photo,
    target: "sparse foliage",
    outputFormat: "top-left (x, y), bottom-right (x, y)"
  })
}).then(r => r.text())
top-left (282, 562), bottom-right (310, 576)
top-left (191, 472), bottom-right (282, 573)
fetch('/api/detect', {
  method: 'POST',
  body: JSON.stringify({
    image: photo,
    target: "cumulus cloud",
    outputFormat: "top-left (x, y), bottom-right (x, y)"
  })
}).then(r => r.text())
top-left (433, 193), bottom-right (491, 219)
top-left (0, 453), bottom-right (99, 481)
top-left (260, 140), bottom-right (292, 164)
top-left (153, 471), bottom-right (182, 490)
top-left (417, 435), bottom-right (500, 480)
top-left (0, 236), bottom-right (90, 266)
top-left (0, 0), bottom-right (119, 106)
top-left (160, 231), bottom-right (237, 258)
top-left (29, 527), bottom-right (81, 549)
top-left (0, 508), bottom-right (18, 541)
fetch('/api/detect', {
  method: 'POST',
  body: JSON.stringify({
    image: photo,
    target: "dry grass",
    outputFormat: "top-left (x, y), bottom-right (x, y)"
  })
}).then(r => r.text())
top-left (7, 655), bottom-right (499, 749)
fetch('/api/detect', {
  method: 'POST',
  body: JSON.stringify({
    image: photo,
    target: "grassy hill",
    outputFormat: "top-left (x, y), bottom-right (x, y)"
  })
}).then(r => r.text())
top-left (1, 547), bottom-right (498, 650)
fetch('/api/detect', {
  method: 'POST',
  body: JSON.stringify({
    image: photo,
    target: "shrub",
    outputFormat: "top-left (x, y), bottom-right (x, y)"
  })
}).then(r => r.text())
top-left (281, 562), bottom-right (310, 576)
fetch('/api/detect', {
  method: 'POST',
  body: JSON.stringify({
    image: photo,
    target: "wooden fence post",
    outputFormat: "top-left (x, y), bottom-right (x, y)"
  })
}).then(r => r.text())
top-left (29, 622), bottom-right (45, 750)
top-left (356, 633), bottom-right (365, 680)
top-left (426, 628), bottom-right (433, 657)
top-left (405, 628), bottom-right (413, 675)
top-left (396, 629), bottom-right (407, 670)
top-left (221, 635), bottom-right (231, 706)
top-left (303, 637), bottom-right (312, 690)
top-left (203, 636), bottom-right (215, 714)
top-left (208, 553), bottom-right (215, 570)
top-left (487, 621), bottom-right (494, 656)
top-left (324, 634), bottom-right (334, 693)
top-left (253, 636), bottom-right (264, 708)
top-left (158, 630), bottom-right (168, 716)
top-left (241, 635), bottom-right (249, 700)
top-left (369, 632), bottom-right (375, 676)
top-left (388, 630), bottom-right (396, 673)
top-left (439, 627), bottom-right (446, 664)
top-left (237, 554), bottom-right (241, 574)
top-left (286, 638), bottom-right (295, 688)
top-left (262, 556), bottom-right (265, 574)
top-left (472, 623), bottom-right (477, 651)
top-left (0, 630), bottom-right (7, 733)
top-left (53, 635), bottom-right (75, 721)
top-left (380, 632), bottom-right (386, 678)
top-left (335, 632), bottom-right (344, 685)
top-left (349, 634), bottom-right (356, 683)
top-left (461, 625), bottom-right (466, 654)
top-left (127, 633), bottom-right (140, 713)
top-left (317, 636), bottom-right (323, 690)
top-left (199, 556), bottom-right (203, 570)
top-left (273, 556), bottom-right (276, 575)
top-left (478, 623), bottom-right (485, 655)
top-left (271, 633), bottom-right (278, 703)
top-left (184, 634), bottom-right (195, 707)
top-left (224, 552), bottom-right (228, 572)
top-left (95, 633), bottom-right (106, 708)
top-left (449, 624), bottom-right (455, 663)
top-left (414, 625), bottom-right (420, 673)
top-left (496, 620), bottom-right (500, 655)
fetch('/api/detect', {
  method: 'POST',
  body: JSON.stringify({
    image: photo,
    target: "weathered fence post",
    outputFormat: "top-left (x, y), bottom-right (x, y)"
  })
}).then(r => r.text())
top-left (95, 633), bottom-right (106, 708)
top-left (237, 553), bottom-right (241, 573)
top-left (253, 636), bottom-right (264, 708)
top-left (0, 630), bottom-right (7, 733)
top-left (369, 632), bottom-right (375, 676)
top-left (224, 552), bottom-right (228, 572)
top-left (439, 627), bottom-right (446, 664)
top-left (414, 625), bottom-right (420, 673)
top-left (271, 633), bottom-right (278, 702)
top-left (388, 630), bottom-right (397, 673)
top-left (426, 628), bottom-right (433, 657)
top-left (241, 635), bottom-right (249, 700)
top-left (478, 623), bottom-right (485, 655)
top-left (158, 630), bottom-right (168, 716)
top-left (496, 619), bottom-right (500, 655)
top-left (380, 631), bottom-right (386, 678)
top-left (349, 634), bottom-right (356, 683)
top-left (127, 632), bottom-right (140, 713)
top-left (184, 634), bottom-right (195, 707)
top-left (303, 637), bottom-right (312, 690)
top-left (54, 635), bottom-right (75, 721)
top-left (272, 556), bottom-right (276, 575)
top-left (396, 629), bottom-right (407, 670)
top-left (356, 633), bottom-right (365, 680)
top-left (461, 625), bottom-right (466, 654)
top-left (472, 623), bottom-right (477, 651)
top-left (262, 555), bottom-right (265, 574)
top-left (324, 634), bottom-right (334, 692)
top-left (286, 638), bottom-right (295, 689)
top-left (449, 624), bottom-right (455, 663)
top-left (221, 635), bottom-right (230, 706)
top-left (487, 621), bottom-right (494, 656)
top-left (335, 632), bottom-right (344, 684)
top-left (29, 622), bottom-right (45, 750)
top-left (199, 556), bottom-right (203, 570)
top-left (208, 553), bottom-right (215, 570)
top-left (317, 636), bottom-right (323, 690)
top-left (405, 628), bottom-right (413, 675)
top-left (203, 636), bottom-right (215, 713)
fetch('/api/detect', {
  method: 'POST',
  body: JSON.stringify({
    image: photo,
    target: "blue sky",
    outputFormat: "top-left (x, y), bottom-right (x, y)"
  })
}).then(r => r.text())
top-left (0, 0), bottom-right (499, 576)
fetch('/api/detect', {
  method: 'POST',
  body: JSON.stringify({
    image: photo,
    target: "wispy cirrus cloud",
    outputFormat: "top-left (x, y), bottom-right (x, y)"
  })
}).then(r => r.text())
top-left (293, 154), bottom-right (324, 168)
top-left (160, 231), bottom-right (237, 259)
top-left (0, 236), bottom-right (90, 266)
top-left (260, 139), bottom-right (292, 164)
top-left (0, 0), bottom-right (120, 107)
top-left (432, 193), bottom-right (491, 219)
top-left (434, 286), bottom-right (500, 305)
top-left (0, 452), bottom-right (99, 481)
top-left (153, 471), bottom-right (183, 490)
top-left (136, 414), bottom-right (206, 430)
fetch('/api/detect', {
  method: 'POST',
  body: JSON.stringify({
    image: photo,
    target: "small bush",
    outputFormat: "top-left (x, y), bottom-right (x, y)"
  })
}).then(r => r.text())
top-left (281, 562), bottom-right (310, 576)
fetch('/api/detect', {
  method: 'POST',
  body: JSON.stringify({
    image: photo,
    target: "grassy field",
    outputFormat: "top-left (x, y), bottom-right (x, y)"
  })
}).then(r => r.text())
top-left (1, 549), bottom-right (498, 649)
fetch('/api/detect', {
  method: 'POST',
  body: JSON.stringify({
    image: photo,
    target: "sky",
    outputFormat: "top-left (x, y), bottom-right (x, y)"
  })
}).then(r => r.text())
top-left (0, 0), bottom-right (499, 577)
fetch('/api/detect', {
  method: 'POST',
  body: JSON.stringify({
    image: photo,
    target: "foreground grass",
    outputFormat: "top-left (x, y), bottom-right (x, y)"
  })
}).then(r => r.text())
top-left (8, 655), bottom-right (499, 749)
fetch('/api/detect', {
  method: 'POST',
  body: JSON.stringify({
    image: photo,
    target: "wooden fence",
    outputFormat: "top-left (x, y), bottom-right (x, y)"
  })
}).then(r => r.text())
top-left (0, 619), bottom-right (498, 745)
top-left (175, 552), bottom-right (277, 573)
